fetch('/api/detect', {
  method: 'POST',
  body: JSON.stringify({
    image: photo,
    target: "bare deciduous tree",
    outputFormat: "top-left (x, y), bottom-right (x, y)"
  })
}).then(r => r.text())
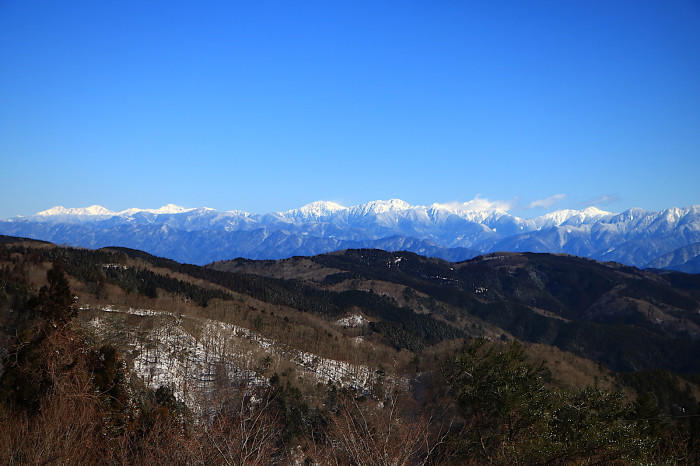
top-left (326, 391), bottom-right (453, 466)
top-left (204, 386), bottom-right (282, 465)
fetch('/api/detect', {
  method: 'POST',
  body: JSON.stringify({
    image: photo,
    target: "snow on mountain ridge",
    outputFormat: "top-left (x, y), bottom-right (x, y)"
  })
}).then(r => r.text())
top-left (428, 200), bottom-right (511, 223)
top-left (36, 205), bottom-right (116, 216)
top-left (36, 204), bottom-right (196, 217)
top-left (283, 201), bottom-right (348, 218)
top-left (350, 199), bottom-right (413, 216)
top-left (117, 204), bottom-right (196, 215)
top-left (534, 206), bottom-right (612, 228)
top-left (430, 198), bottom-right (511, 215)
top-left (6, 201), bottom-right (699, 268)
top-left (30, 200), bottom-right (627, 223)
top-left (29, 200), bottom-right (698, 239)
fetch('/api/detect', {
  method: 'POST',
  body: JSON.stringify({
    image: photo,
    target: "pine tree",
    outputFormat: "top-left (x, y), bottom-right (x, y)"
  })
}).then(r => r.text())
top-left (39, 260), bottom-right (74, 324)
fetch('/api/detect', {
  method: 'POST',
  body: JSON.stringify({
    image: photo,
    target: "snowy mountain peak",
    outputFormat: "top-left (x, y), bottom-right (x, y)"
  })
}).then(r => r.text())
top-left (150, 204), bottom-right (195, 214)
top-left (6, 200), bottom-right (699, 269)
top-left (224, 209), bottom-right (252, 216)
top-left (579, 206), bottom-right (609, 215)
top-left (286, 201), bottom-right (347, 218)
top-left (35, 204), bottom-right (199, 218)
top-left (35, 206), bottom-right (68, 216)
top-left (117, 204), bottom-right (196, 216)
top-left (430, 199), bottom-right (509, 214)
top-left (428, 199), bottom-right (511, 223)
top-left (36, 205), bottom-right (116, 217)
top-left (660, 207), bottom-right (685, 222)
top-left (536, 206), bottom-right (612, 227)
top-left (353, 199), bottom-right (413, 216)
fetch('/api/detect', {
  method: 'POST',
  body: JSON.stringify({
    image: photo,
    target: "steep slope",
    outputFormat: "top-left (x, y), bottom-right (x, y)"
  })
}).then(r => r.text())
top-left (647, 242), bottom-right (700, 273)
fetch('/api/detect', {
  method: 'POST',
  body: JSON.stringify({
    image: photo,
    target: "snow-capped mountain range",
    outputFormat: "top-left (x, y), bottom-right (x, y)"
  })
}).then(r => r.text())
top-left (2, 200), bottom-right (699, 271)
top-left (35, 203), bottom-right (203, 217)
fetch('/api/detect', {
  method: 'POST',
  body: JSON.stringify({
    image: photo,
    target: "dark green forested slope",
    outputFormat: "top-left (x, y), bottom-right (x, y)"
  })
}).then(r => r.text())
top-left (216, 249), bottom-right (700, 373)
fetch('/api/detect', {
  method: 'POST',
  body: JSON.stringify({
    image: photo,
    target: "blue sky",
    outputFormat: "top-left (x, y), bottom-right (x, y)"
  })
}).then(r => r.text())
top-left (1, 0), bottom-right (698, 218)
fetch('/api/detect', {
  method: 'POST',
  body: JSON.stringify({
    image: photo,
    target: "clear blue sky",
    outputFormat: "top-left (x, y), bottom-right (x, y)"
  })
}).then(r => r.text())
top-left (1, 0), bottom-right (699, 218)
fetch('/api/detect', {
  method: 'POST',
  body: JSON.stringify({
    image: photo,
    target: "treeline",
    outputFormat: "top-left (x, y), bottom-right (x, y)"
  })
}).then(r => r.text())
top-left (0, 243), bottom-right (235, 308)
top-left (618, 369), bottom-right (700, 417)
top-left (314, 249), bottom-right (700, 373)
top-left (105, 247), bottom-right (465, 351)
top-left (103, 266), bottom-right (232, 306)
top-left (0, 242), bottom-right (466, 351)
top-left (332, 290), bottom-right (463, 351)
top-left (463, 299), bottom-right (700, 373)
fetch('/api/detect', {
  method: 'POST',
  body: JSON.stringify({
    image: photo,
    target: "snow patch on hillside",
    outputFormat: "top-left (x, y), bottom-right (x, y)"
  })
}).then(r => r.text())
top-left (335, 314), bottom-right (368, 328)
top-left (83, 305), bottom-right (397, 412)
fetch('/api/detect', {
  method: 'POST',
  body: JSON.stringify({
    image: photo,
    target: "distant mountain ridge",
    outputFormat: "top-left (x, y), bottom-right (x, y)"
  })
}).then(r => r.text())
top-left (1, 200), bottom-right (698, 268)
top-left (647, 242), bottom-right (700, 273)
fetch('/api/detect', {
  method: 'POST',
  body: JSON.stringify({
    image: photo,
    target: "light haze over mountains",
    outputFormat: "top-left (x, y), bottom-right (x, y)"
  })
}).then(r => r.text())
top-left (2, 199), bottom-right (698, 272)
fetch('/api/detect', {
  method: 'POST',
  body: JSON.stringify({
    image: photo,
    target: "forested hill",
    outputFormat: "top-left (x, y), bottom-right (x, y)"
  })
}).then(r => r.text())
top-left (2, 236), bottom-right (699, 463)
top-left (211, 249), bottom-right (700, 373)
top-left (2, 234), bottom-right (699, 373)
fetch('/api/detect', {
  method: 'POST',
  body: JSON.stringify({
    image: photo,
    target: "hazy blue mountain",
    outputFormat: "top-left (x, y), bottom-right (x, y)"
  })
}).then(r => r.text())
top-left (1, 200), bottom-right (697, 267)
top-left (646, 242), bottom-right (700, 273)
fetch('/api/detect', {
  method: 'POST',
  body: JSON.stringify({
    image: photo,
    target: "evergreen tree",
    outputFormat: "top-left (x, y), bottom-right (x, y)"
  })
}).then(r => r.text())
top-left (39, 260), bottom-right (74, 324)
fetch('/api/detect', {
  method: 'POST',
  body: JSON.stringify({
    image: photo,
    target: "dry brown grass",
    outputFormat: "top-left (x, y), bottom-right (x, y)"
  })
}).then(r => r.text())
top-left (524, 342), bottom-right (626, 394)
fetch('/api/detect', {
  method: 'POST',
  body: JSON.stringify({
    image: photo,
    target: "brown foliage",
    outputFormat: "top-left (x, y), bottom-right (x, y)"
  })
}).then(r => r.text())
top-left (204, 389), bottom-right (282, 465)
top-left (313, 391), bottom-right (453, 466)
top-left (0, 326), bottom-right (111, 463)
